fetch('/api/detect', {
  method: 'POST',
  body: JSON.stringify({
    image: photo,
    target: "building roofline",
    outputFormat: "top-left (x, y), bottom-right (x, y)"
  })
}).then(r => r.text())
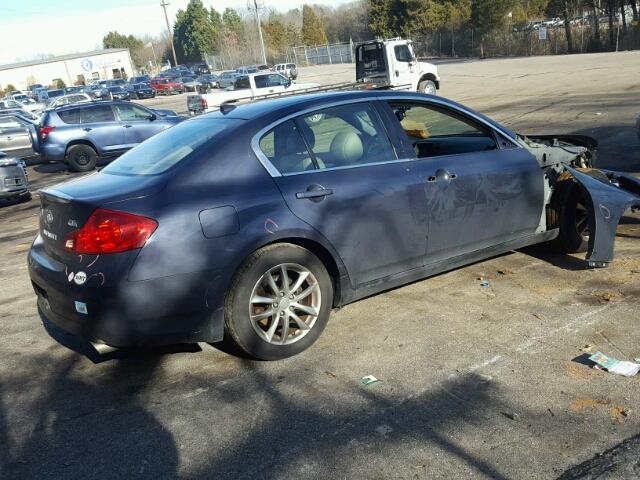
top-left (0, 49), bottom-right (130, 72)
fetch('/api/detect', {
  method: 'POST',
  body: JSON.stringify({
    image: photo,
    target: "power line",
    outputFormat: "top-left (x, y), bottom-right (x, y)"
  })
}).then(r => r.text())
top-left (160, 0), bottom-right (178, 66)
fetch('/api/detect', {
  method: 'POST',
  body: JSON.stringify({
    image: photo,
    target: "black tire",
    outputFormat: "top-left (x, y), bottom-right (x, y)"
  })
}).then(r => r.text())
top-left (553, 181), bottom-right (590, 253)
top-left (224, 243), bottom-right (333, 360)
top-left (418, 79), bottom-right (437, 95)
top-left (66, 144), bottom-right (97, 172)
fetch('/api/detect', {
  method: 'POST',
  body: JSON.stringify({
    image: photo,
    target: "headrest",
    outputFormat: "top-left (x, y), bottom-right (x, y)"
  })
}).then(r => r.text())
top-left (330, 131), bottom-right (363, 165)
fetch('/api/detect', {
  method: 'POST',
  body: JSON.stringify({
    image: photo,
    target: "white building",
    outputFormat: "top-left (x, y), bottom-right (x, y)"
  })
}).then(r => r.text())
top-left (0, 49), bottom-right (136, 90)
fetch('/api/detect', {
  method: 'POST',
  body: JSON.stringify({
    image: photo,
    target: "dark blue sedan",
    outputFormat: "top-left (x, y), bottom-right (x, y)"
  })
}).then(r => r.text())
top-left (28, 91), bottom-right (640, 360)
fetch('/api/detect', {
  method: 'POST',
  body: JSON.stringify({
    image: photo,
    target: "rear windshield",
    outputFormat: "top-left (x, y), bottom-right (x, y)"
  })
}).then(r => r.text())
top-left (102, 118), bottom-right (243, 175)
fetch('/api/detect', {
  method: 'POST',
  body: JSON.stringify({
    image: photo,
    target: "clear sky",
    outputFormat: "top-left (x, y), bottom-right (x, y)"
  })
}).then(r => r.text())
top-left (0, 0), bottom-right (353, 65)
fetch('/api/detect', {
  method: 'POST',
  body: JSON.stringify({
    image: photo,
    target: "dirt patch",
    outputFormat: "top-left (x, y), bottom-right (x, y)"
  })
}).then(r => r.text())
top-left (610, 406), bottom-right (630, 424)
top-left (569, 397), bottom-right (611, 412)
top-left (591, 290), bottom-right (625, 303)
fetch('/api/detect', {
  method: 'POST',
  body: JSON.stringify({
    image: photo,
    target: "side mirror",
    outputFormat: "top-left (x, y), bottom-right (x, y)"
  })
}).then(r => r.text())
top-left (148, 113), bottom-right (157, 121)
top-left (286, 78), bottom-right (292, 87)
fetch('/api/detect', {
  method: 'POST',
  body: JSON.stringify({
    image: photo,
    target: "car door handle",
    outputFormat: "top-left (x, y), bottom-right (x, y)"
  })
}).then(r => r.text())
top-left (82, 127), bottom-right (92, 132)
top-left (123, 124), bottom-right (132, 128)
top-left (296, 187), bottom-right (333, 199)
top-left (427, 170), bottom-right (457, 183)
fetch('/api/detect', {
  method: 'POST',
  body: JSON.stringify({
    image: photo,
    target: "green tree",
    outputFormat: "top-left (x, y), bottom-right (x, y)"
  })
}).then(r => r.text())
top-left (51, 79), bottom-right (66, 89)
top-left (264, 18), bottom-right (289, 54)
top-left (102, 31), bottom-right (145, 66)
top-left (222, 7), bottom-right (245, 38)
top-left (5, 83), bottom-right (16, 92)
top-left (301, 5), bottom-right (328, 45)
top-left (173, 0), bottom-right (219, 63)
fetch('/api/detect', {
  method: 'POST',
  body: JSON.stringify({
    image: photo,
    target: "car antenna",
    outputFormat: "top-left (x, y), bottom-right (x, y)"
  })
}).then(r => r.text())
top-left (220, 101), bottom-right (238, 114)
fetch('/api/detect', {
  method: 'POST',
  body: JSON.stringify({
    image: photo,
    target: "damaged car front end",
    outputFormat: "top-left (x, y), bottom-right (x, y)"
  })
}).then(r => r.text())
top-left (521, 134), bottom-right (640, 267)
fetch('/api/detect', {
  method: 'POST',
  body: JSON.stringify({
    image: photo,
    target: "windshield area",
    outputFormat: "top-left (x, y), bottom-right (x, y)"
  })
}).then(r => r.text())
top-left (102, 118), bottom-right (243, 175)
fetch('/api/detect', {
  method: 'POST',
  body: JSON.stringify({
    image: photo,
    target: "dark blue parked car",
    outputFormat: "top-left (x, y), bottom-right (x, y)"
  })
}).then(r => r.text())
top-left (126, 83), bottom-right (156, 99)
top-left (28, 91), bottom-right (640, 360)
top-left (38, 101), bottom-right (182, 171)
top-left (106, 86), bottom-right (130, 101)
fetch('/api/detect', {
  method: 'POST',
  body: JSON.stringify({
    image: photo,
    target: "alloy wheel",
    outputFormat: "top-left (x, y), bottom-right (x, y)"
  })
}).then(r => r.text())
top-left (575, 200), bottom-right (590, 241)
top-left (249, 263), bottom-right (321, 345)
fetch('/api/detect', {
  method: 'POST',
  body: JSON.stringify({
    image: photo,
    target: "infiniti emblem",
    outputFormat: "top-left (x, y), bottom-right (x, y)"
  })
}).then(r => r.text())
top-left (44, 209), bottom-right (54, 225)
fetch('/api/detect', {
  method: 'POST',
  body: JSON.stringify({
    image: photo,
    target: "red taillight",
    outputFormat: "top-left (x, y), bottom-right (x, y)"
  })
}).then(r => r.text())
top-left (201, 98), bottom-right (208, 110)
top-left (65, 208), bottom-right (158, 254)
top-left (40, 126), bottom-right (55, 141)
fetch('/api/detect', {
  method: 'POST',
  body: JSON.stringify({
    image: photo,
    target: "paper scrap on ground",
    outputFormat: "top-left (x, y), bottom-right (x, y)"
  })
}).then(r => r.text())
top-left (589, 351), bottom-right (640, 377)
top-left (361, 375), bottom-right (382, 386)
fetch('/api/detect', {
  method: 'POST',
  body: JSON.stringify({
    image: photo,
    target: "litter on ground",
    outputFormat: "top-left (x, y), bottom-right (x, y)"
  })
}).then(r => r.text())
top-left (361, 375), bottom-right (382, 386)
top-left (589, 352), bottom-right (640, 377)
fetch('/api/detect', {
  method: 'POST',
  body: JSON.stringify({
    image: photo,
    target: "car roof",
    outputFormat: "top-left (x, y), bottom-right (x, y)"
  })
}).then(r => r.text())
top-left (213, 90), bottom-right (517, 138)
top-left (49, 99), bottom-right (130, 112)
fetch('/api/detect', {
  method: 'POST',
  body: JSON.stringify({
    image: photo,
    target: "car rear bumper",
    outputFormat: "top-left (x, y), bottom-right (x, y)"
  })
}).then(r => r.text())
top-left (28, 238), bottom-right (225, 347)
top-left (40, 142), bottom-right (66, 161)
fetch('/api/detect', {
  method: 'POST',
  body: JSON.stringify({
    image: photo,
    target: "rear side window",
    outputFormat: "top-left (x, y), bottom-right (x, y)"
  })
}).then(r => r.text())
top-left (235, 76), bottom-right (250, 89)
top-left (81, 105), bottom-right (115, 123)
top-left (254, 75), bottom-right (269, 88)
top-left (259, 120), bottom-right (314, 175)
top-left (103, 118), bottom-right (243, 175)
top-left (57, 109), bottom-right (82, 124)
top-left (299, 103), bottom-right (396, 168)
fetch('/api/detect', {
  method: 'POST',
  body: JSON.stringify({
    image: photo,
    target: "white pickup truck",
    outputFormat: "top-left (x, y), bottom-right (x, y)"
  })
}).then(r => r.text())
top-left (187, 72), bottom-right (319, 114)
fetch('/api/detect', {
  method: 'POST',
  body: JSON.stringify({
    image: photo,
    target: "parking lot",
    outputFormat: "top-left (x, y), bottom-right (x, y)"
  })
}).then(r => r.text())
top-left (1, 51), bottom-right (640, 479)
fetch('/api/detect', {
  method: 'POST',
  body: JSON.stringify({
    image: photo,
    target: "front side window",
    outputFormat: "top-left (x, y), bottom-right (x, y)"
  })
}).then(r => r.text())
top-left (299, 103), bottom-right (396, 169)
top-left (267, 74), bottom-right (287, 87)
top-left (394, 45), bottom-right (414, 62)
top-left (388, 102), bottom-right (497, 158)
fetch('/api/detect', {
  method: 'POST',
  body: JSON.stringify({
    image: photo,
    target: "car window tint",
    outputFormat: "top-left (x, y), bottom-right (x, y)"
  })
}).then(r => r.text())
top-left (299, 103), bottom-right (396, 169)
top-left (103, 118), bottom-right (243, 175)
top-left (254, 75), bottom-right (268, 88)
top-left (287, 64), bottom-right (296, 69)
top-left (80, 105), bottom-right (115, 123)
top-left (388, 102), bottom-right (497, 158)
top-left (394, 45), bottom-right (413, 62)
top-left (267, 74), bottom-right (287, 87)
top-left (58, 109), bottom-right (82, 124)
top-left (259, 120), bottom-right (315, 174)
top-left (114, 104), bottom-right (152, 121)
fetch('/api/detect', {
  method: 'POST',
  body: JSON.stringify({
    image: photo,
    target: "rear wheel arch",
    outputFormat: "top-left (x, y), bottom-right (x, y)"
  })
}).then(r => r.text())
top-left (65, 139), bottom-right (99, 156)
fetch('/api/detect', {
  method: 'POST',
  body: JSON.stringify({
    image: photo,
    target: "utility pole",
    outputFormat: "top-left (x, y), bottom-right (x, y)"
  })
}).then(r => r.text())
top-left (160, 0), bottom-right (178, 66)
top-left (248, 0), bottom-right (267, 65)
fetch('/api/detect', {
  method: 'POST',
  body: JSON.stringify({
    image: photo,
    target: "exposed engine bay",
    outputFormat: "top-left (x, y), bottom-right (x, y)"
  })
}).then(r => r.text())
top-left (520, 134), bottom-right (640, 267)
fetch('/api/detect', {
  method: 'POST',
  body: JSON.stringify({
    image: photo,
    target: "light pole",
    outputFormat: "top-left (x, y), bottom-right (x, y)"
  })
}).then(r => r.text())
top-left (248, 0), bottom-right (267, 65)
top-left (160, 0), bottom-right (178, 66)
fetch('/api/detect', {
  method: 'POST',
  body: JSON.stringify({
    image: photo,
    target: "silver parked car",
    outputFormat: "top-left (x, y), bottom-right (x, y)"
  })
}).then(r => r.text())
top-left (0, 152), bottom-right (30, 202)
top-left (0, 114), bottom-right (36, 158)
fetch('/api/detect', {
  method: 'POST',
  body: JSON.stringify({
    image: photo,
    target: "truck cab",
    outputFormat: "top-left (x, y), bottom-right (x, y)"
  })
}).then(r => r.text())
top-left (187, 72), bottom-right (319, 115)
top-left (355, 38), bottom-right (440, 94)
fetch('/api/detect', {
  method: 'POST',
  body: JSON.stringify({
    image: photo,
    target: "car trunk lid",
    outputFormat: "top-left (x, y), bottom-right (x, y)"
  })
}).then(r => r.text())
top-left (38, 172), bottom-right (164, 261)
